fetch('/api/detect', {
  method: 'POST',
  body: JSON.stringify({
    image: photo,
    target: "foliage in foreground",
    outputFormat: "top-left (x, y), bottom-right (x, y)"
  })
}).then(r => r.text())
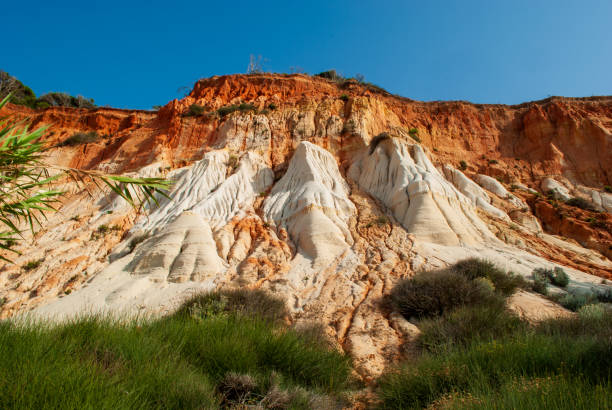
top-left (390, 258), bottom-right (525, 320)
top-left (380, 258), bottom-right (612, 409)
top-left (0, 290), bottom-right (352, 409)
top-left (379, 311), bottom-right (612, 409)
top-left (0, 95), bottom-right (170, 258)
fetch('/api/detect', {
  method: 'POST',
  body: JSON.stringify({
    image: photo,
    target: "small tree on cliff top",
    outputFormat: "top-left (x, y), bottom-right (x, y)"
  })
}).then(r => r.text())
top-left (0, 94), bottom-right (171, 260)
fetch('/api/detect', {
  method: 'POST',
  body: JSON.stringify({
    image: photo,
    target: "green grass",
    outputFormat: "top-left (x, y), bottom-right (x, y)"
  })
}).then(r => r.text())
top-left (380, 258), bottom-right (612, 409)
top-left (416, 303), bottom-right (526, 353)
top-left (0, 291), bottom-right (353, 409)
top-left (377, 329), bottom-right (612, 409)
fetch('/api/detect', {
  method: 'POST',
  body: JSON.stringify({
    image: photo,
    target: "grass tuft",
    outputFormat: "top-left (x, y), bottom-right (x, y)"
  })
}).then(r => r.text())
top-left (0, 290), bottom-right (352, 409)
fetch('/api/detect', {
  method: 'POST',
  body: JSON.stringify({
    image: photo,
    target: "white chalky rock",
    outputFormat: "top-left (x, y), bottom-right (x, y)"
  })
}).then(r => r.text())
top-left (136, 150), bottom-right (273, 233)
top-left (443, 165), bottom-right (510, 220)
top-left (584, 188), bottom-right (612, 213)
top-left (349, 138), bottom-right (496, 246)
top-left (476, 174), bottom-right (526, 208)
top-left (129, 211), bottom-right (226, 283)
top-left (263, 141), bottom-right (356, 262)
top-left (541, 177), bottom-right (572, 202)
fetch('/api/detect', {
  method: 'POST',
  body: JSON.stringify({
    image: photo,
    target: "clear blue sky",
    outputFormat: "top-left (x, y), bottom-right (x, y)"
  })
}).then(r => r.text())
top-left (4, 0), bottom-right (612, 109)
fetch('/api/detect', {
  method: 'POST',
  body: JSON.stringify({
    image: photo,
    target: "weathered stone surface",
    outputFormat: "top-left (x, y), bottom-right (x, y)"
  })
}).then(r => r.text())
top-left (0, 74), bottom-right (611, 379)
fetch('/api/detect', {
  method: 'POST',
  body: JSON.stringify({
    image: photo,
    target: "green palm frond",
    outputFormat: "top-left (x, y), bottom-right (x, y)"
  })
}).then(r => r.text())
top-left (0, 94), bottom-right (172, 261)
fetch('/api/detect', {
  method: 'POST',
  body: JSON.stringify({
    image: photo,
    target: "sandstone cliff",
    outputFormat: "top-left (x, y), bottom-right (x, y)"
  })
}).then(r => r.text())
top-left (1, 74), bottom-right (610, 378)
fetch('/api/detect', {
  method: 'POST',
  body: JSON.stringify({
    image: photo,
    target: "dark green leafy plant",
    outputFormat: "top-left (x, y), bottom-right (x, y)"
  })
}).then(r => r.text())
top-left (532, 267), bottom-right (569, 289)
top-left (417, 303), bottom-right (525, 352)
top-left (451, 258), bottom-right (527, 295)
top-left (390, 269), bottom-right (502, 320)
top-left (566, 197), bottom-right (595, 211)
top-left (532, 269), bottom-right (549, 295)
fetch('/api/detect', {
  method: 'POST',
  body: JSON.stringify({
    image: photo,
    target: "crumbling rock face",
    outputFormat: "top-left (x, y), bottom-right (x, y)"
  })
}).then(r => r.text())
top-left (263, 141), bottom-right (355, 263)
top-left (442, 165), bottom-right (510, 220)
top-left (349, 138), bottom-right (496, 246)
top-left (129, 212), bottom-right (226, 283)
top-left (1, 74), bottom-right (611, 379)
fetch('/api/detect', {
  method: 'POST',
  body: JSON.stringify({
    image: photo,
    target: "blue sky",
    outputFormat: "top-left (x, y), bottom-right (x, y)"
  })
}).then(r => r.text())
top-left (4, 1), bottom-right (612, 109)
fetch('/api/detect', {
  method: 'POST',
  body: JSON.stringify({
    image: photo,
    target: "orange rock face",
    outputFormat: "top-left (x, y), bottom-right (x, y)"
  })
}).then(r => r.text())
top-left (0, 74), bottom-right (610, 380)
top-left (3, 74), bottom-right (610, 188)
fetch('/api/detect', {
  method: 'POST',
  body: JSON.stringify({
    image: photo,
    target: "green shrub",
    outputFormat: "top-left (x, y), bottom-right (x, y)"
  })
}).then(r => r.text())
top-left (1, 71), bottom-right (37, 108)
top-left (217, 103), bottom-right (256, 117)
top-left (488, 159), bottom-right (499, 164)
top-left (604, 186), bottom-right (612, 193)
top-left (36, 92), bottom-right (95, 109)
top-left (315, 70), bottom-right (343, 82)
top-left (390, 269), bottom-right (501, 320)
top-left (23, 259), bottom-right (43, 271)
top-left (459, 160), bottom-right (468, 171)
top-left (184, 104), bottom-right (205, 117)
top-left (452, 258), bottom-right (527, 296)
top-left (597, 287), bottom-right (612, 303)
top-left (550, 267), bottom-right (569, 287)
top-left (267, 103), bottom-right (277, 110)
top-left (58, 131), bottom-right (100, 147)
top-left (532, 269), bottom-right (549, 295)
top-left (566, 197), bottom-right (595, 211)
top-left (532, 267), bottom-right (569, 288)
top-left (558, 292), bottom-right (596, 311)
top-left (339, 94), bottom-right (349, 102)
top-left (417, 303), bottom-right (525, 352)
top-left (173, 288), bottom-right (289, 324)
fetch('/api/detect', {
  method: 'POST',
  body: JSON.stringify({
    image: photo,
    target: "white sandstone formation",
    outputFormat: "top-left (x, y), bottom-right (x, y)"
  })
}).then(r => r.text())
top-left (541, 177), bottom-right (572, 201)
top-left (129, 212), bottom-right (226, 283)
top-left (475, 174), bottom-right (526, 208)
top-left (442, 165), bottom-right (510, 220)
top-left (136, 150), bottom-right (273, 233)
top-left (349, 138), bottom-right (496, 246)
top-left (577, 186), bottom-right (612, 212)
top-left (508, 209), bottom-right (543, 233)
top-left (22, 126), bottom-right (611, 380)
top-left (263, 141), bottom-right (355, 263)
